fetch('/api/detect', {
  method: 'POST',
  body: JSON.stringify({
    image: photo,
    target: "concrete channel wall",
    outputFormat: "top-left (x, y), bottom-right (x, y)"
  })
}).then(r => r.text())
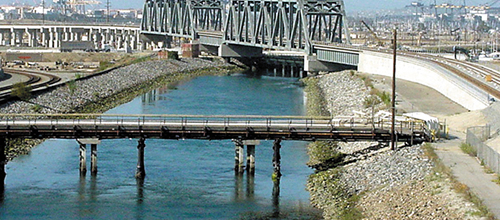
top-left (358, 50), bottom-right (489, 111)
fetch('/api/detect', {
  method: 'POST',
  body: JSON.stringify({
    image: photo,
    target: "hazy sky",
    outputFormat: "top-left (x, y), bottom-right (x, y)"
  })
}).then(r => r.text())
top-left (0, 0), bottom-right (493, 11)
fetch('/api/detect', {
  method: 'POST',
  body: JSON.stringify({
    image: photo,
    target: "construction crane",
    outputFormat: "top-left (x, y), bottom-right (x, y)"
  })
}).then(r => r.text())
top-left (57, 0), bottom-right (100, 14)
top-left (361, 20), bottom-right (384, 47)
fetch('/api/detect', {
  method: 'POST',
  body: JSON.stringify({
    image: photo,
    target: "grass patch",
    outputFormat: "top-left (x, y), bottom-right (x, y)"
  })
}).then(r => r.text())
top-left (460, 142), bottom-right (477, 157)
top-left (423, 143), bottom-right (494, 219)
top-left (492, 176), bottom-right (500, 185)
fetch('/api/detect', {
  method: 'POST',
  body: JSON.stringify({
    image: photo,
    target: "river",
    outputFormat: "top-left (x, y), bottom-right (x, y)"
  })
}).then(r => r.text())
top-left (0, 73), bottom-right (321, 219)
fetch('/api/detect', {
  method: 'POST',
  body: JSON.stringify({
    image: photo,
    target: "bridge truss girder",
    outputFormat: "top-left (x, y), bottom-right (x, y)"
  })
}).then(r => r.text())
top-left (141, 0), bottom-right (224, 39)
top-left (140, 0), bottom-right (351, 54)
top-left (223, 0), bottom-right (349, 54)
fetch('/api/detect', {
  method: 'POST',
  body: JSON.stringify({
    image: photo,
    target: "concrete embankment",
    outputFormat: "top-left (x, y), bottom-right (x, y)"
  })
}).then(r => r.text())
top-left (358, 51), bottom-right (489, 111)
top-left (304, 71), bottom-right (486, 219)
top-left (0, 58), bottom-right (241, 160)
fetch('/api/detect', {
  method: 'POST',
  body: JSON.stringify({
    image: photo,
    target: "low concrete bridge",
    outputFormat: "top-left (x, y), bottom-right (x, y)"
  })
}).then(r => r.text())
top-left (0, 113), bottom-right (429, 187)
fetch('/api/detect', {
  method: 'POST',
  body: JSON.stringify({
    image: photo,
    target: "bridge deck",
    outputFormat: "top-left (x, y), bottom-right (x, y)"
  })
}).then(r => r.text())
top-left (0, 114), bottom-right (429, 143)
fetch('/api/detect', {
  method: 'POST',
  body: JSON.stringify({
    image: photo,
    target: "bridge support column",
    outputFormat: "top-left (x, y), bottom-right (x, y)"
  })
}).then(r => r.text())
top-left (77, 138), bottom-right (100, 177)
top-left (135, 138), bottom-right (146, 179)
top-left (79, 143), bottom-right (87, 176)
top-left (243, 140), bottom-right (259, 174)
top-left (272, 139), bottom-right (281, 180)
top-left (234, 139), bottom-right (244, 174)
top-left (91, 144), bottom-right (98, 176)
top-left (246, 145), bottom-right (255, 173)
top-left (0, 137), bottom-right (6, 188)
top-left (282, 64), bottom-right (285, 77)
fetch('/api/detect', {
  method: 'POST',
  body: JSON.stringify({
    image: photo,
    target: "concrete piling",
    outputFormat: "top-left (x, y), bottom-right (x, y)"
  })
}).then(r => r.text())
top-left (77, 138), bottom-right (100, 177)
top-left (135, 138), bottom-right (146, 179)
top-left (242, 140), bottom-right (259, 174)
top-left (79, 143), bottom-right (87, 176)
top-left (272, 139), bottom-right (282, 180)
top-left (91, 144), bottom-right (98, 176)
top-left (234, 139), bottom-right (244, 174)
top-left (246, 145), bottom-right (255, 173)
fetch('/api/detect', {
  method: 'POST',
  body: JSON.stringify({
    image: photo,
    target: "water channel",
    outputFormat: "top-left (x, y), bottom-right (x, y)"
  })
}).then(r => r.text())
top-left (0, 73), bottom-right (321, 219)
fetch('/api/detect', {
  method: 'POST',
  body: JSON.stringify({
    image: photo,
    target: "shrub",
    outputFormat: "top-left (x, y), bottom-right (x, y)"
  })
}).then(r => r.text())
top-left (460, 143), bottom-right (477, 157)
top-left (11, 82), bottom-right (32, 101)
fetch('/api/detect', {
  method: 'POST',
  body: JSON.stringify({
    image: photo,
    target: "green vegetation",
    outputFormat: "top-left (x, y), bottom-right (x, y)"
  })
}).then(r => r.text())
top-left (307, 141), bottom-right (344, 167)
top-left (460, 142), bottom-right (477, 157)
top-left (307, 168), bottom-right (364, 219)
top-left (66, 80), bottom-right (77, 95)
top-left (11, 82), bottom-right (32, 101)
top-left (167, 51), bottom-right (179, 60)
top-left (493, 176), bottom-right (500, 185)
top-left (30, 104), bottom-right (42, 113)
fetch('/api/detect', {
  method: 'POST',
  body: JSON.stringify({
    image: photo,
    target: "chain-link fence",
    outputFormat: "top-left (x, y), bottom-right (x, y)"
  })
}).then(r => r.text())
top-left (467, 125), bottom-right (500, 174)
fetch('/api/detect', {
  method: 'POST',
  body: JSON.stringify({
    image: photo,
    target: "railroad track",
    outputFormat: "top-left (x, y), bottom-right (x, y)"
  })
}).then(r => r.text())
top-left (401, 52), bottom-right (500, 100)
top-left (0, 68), bottom-right (62, 102)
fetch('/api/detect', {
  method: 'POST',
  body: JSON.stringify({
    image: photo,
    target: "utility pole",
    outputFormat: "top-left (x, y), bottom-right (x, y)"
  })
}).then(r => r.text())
top-left (106, 0), bottom-right (110, 23)
top-left (42, 0), bottom-right (45, 25)
top-left (391, 29), bottom-right (397, 151)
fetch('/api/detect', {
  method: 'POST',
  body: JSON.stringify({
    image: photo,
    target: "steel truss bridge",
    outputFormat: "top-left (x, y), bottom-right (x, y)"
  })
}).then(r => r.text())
top-left (140, 0), bottom-right (359, 71)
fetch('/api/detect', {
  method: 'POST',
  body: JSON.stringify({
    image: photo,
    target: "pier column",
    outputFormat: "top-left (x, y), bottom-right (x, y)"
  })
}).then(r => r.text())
top-left (242, 140), bottom-right (259, 174)
top-left (233, 139), bottom-right (244, 174)
top-left (77, 138), bottom-right (100, 177)
top-left (247, 145), bottom-right (255, 172)
top-left (135, 138), bottom-right (146, 179)
top-left (272, 139), bottom-right (282, 180)
top-left (79, 143), bottom-right (87, 176)
top-left (0, 137), bottom-right (6, 188)
top-left (91, 144), bottom-right (98, 176)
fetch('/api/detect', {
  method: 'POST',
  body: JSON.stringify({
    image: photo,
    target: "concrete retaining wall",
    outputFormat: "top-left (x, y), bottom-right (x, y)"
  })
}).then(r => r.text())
top-left (358, 51), bottom-right (489, 111)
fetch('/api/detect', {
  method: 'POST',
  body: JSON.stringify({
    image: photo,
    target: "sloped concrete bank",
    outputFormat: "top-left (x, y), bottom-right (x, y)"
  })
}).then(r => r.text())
top-left (1, 58), bottom-right (241, 161)
top-left (304, 70), bottom-right (486, 219)
top-left (358, 51), bottom-right (489, 111)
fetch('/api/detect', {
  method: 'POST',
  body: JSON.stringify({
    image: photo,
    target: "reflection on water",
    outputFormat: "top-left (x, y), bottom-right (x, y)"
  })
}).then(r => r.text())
top-left (272, 178), bottom-right (281, 218)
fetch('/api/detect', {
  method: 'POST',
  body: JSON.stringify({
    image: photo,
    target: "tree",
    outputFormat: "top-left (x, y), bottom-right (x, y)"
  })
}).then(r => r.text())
top-left (11, 82), bottom-right (32, 101)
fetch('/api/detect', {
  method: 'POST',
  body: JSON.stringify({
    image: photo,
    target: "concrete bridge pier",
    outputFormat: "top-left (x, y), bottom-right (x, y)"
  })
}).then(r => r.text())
top-left (234, 140), bottom-right (260, 174)
top-left (91, 144), bottom-right (98, 175)
top-left (135, 138), bottom-right (146, 179)
top-left (77, 138), bottom-right (100, 176)
top-left (243, 140), bottom-right (259, 174)
top-left (234, 139), bottom-right (244, 174)
top-left (79, 143), bottom-right (87, 176)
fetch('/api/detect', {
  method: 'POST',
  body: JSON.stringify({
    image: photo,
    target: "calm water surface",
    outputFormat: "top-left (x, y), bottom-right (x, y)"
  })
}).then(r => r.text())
top-left (0, 73), bottom-right (320, 219)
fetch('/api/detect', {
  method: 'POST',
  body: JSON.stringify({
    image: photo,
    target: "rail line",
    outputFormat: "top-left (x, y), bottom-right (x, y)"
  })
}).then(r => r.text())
top-left (0, 68), bottom-right (62, 102)
top-left (401, 52), bottom-right (500, 100)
